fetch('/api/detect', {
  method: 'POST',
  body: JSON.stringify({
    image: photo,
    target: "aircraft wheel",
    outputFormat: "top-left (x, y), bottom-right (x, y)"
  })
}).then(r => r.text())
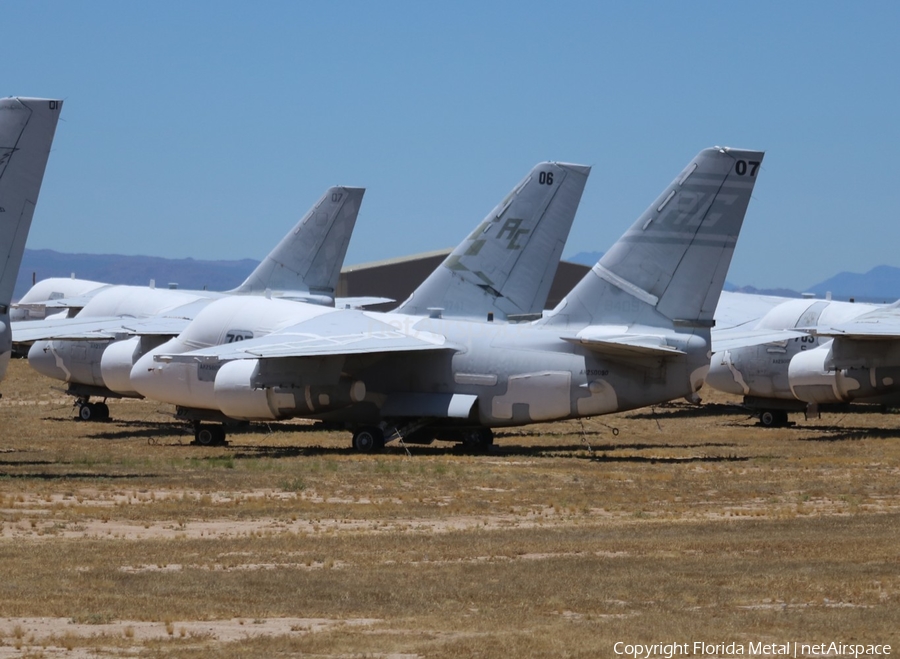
top-left (94, 402), bottom-right (110, 420)
top-left (461, 427), bottom-right (494, 450)
top-left (196, 426), bottom-right (216, 445)
top-left (78, 403), bottom-right (94, 421)
top-left (352, 427), bottom-right (384, 452)
top-left (759, 411), bottom-right (787, 427)
top-left (212, 426), bottom-right (227, 444)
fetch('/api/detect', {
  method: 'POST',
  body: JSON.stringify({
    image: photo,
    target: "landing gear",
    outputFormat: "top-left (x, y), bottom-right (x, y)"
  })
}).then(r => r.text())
top-left (352, 427), bottom-right (385, 452)
top-left (76, 399), bottom-right (110, 421)
top-left (193, 422), bottom-right (227, 446)
top-left (460, 427), bottom-right (494, 451)
top-left (759, 410), bottom-right (789, 427)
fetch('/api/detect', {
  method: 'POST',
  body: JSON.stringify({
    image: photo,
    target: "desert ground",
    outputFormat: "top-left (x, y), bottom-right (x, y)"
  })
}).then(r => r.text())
top-left (0, 358), bottom-right (898, 658)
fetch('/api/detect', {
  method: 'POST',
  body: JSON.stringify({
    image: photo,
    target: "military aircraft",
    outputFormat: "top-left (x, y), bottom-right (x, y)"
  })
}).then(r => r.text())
top-left (706, 296), bottom-right (899, 425)
top-left (14, 186), bottom-right (367, 418)
top-left (130, 161), bottom-right (592, 443)
top-left (132, 147), bottom-right (764, 449)
top-left (12, 277), bottom-right (109, 322)
top-left (0, 97), bottom-right (64, 385)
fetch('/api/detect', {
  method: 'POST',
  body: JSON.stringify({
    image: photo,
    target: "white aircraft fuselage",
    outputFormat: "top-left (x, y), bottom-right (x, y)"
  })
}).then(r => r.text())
top-left (131, 297), bottom-right (710, 429)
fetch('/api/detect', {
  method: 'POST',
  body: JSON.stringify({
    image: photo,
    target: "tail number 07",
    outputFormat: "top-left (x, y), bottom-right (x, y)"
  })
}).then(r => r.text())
top-left (734, 160), bottom-right (760, 176)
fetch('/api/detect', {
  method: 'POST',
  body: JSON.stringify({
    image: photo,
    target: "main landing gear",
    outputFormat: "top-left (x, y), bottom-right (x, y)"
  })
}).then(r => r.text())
top-left (758, 410), bottom-right (789, 428)
top-left (352, 426), bottom-right (385, 452)
top-left (75, 398), bottom-right (110, 421)
top-left (460, 427), bottom-right (494, 450)
top-left (192, 421), bottom-right (227, 446)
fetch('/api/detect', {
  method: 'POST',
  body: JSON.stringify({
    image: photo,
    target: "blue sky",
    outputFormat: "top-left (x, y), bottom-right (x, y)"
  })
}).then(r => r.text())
top-left (6, 1), bottom-right (899, 290)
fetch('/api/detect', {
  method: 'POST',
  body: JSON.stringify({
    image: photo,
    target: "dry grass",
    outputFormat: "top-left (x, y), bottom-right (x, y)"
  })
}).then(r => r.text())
top-left (1, 359), bottom-right (899, 657)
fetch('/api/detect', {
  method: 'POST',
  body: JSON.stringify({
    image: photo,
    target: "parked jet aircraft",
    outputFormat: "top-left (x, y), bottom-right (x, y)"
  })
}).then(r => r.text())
top-left (129, 161), bottom-right (591, 443)
top-left (15, 186), bottom-right (366, 418)
top-left (0, 97), bottom-right (63, 385)
top-left (132, 147), bottom-right (764, 449)
top-left (706, 296), bottom-right (895, 425)
top-left (12, 278), bottom-right (109, 321)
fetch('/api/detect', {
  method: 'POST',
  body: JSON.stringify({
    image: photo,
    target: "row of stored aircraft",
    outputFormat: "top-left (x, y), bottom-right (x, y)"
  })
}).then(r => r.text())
top-left (7, 96), bottom-right (894, 447)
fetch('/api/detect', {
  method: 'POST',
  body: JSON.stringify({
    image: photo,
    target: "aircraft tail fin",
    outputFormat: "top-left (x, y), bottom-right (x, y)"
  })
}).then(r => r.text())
top-left (0, 98), bottom-right (63, 309)
top-left (233, 186), bottom-right (365, 302)
top-left (394, 162), bottom-right (590, 320)
top-left (541, 147), bottom-right (764, 329)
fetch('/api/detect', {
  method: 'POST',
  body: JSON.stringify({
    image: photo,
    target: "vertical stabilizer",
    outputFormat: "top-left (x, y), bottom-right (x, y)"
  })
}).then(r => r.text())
top-left (0, 98), bottom-right (63, 308)
top-left (542, 147), bottom-right (764, 329)
top-left (1, 97), bottom-right (63, 382)
top-left (233, 186), bottom-right (365, 302)
top-left (395, 162), bottom-right (590, 320)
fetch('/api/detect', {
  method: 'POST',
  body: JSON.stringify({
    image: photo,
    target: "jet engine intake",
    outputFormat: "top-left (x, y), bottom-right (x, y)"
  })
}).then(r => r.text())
top-left (788, 346), bottom-right (859, 404)
top-left (100, 336), bottom-right (155, 397)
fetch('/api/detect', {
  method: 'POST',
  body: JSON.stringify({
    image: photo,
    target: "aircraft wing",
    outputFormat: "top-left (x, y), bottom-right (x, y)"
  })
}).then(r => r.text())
top-left (813, 307), bottom-right (900, 340)
top-left (159, 310), bottom-right (456, 363)
top-left (714, 291), bottom-right (796, 330)
top-left (12, 316), bottom-right (192, 342)
top-left (710, 327), bottom-right (808, 353)
top-left (14, 294), bottom-right (97, 312)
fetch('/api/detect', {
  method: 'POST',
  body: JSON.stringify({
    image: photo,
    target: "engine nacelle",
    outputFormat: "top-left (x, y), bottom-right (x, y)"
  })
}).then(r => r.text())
top-left (100, 337), bottom-right (144, 396)
top-left (213, 359), bottom-right (366, 421)
top-left (28, 339), bottom-right (112, 387)
top-left (788, 346), bottom-right (860, 404)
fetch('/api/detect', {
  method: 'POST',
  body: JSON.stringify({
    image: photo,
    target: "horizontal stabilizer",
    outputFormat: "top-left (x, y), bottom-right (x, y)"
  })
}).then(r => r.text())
top-left (335, 296), bottom-right (395, 309)
top-left (562, 330), bottom-right (685, 358)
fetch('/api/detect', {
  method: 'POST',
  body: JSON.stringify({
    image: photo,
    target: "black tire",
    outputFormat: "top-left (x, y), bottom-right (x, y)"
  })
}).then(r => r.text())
top-left (760, 411), bottom-right (787, 427)
top-left (94, 402), bottom-right (110, 420)
top-left (212, 426), bottom-right (227, 445)
top-left (78, 403), bottom-right (93, 421)
top-left (352, 427), bottom-right (385, 452)
top-left (461, 427), bottom-right (494, 450)
top-left (196, 427), bottom-right (216, 445)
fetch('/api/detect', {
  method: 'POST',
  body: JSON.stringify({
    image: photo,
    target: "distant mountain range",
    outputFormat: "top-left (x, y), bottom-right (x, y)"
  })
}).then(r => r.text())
top-left (13, 248), bottom-right (900, 304)
top-left (565, 252), bottom-right (900, 303)
top-left (15, 249), bottom-right (259, 299)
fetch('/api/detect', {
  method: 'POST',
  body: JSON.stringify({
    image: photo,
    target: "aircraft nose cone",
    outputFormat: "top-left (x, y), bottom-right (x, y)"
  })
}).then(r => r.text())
top-left (705, 351), bottom-right (747, 396)
top-left (28, 341), bottom-right (70, 381)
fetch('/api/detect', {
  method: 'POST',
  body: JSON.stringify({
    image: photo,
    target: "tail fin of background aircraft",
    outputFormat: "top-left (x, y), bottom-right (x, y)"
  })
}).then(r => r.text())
top-left (394, 161), bottom-right (590, 320)
top-left (541, 147), bottom-right (764, 329)
top-left (1, 97), bottom-right (63, 383)
top-left (232, 186), bottom-right (365, 303)
top-left (0, 98), bottom-right (63, 309)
